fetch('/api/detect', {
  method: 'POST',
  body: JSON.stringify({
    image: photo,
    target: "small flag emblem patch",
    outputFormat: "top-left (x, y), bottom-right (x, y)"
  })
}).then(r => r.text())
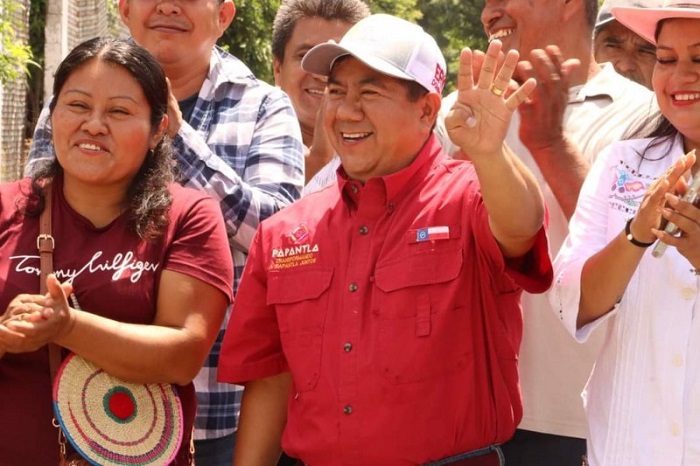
top-left (416, 226), bottom-right (450, 242)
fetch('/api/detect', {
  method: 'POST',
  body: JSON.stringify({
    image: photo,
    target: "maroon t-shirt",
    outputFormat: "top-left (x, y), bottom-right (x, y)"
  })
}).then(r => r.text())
top-left (0, 176), bottom-right (233, 465)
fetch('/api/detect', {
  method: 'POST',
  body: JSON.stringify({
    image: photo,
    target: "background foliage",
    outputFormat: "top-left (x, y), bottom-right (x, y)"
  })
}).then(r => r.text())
top-left (0, 1), bottom-right (36, 85)
top-left (222, 0), bottom-right (487, 91)
top-left (2, 0), bottom-right (490, 125)
top-left (220, 0), bottom-right (281, 84)
top-left (418, 0), bottom-right (487, 92)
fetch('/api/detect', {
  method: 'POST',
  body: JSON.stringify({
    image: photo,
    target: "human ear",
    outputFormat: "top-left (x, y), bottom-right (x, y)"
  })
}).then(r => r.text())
top-left (420, 92), bottom-right (442, 128)
top-left (118, 0), bottom-right (130, 28)
top-left (217, 1), bottom-right (236, 36)
top-left (273, 56), bottom-right (283, 86)
top-left (151, 115), bottom-right (169, 149)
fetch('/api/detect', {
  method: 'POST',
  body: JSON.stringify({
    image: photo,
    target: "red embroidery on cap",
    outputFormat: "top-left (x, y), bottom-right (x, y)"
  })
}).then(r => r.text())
top-left (432, 63), bottom-right (446, 93)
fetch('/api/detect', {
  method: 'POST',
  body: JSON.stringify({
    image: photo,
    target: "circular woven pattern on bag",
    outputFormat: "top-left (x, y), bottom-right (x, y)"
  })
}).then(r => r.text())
top-left (53, 353), bottom-right (184, 466)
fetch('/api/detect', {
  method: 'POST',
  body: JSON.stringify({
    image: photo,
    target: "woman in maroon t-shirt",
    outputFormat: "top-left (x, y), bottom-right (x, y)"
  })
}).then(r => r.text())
top-left (0, 38), bottom-right (233, 465)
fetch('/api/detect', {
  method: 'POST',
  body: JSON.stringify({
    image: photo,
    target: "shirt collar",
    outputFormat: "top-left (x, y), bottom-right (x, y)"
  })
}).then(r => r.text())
top-left (337, 134), bottom-right (444, 210)
top-left (207, 46), bottom-right (259, 89)
top-left (569, 63), bottom-right (622, 103)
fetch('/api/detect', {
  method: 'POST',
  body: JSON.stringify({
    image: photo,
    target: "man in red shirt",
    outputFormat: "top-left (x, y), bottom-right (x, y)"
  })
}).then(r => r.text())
top-left (218, 13), bottom-right (552, 465)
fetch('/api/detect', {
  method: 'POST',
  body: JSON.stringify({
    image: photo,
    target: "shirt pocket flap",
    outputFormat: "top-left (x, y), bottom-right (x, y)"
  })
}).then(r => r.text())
top-left (267, 266), bottom-right (334, 305)
top-left (374, 246), bottom-right (463, 292)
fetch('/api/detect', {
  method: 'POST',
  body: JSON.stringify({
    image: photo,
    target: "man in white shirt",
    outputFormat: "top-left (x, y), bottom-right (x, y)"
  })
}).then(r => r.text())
top-left (593, 0), bottom-right (662, 90)
top-left (437, 0), bottom-right (655, 463)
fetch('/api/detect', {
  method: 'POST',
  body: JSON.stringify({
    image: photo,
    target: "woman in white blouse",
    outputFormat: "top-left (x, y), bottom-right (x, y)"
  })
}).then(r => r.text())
top-left (550, 2), bottom-right (700, 465)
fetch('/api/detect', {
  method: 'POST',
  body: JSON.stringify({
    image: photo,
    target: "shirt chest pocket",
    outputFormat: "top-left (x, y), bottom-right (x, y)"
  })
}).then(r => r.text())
top-left (267, 266), bottom-right (333, 392)
top-left (372, 243), bottom-right (473, 384)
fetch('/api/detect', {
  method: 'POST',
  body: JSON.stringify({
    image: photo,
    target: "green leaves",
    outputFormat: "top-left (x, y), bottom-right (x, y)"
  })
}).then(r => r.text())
top-left (220, 0), bottom-right (281, 84)
top-left (0, 1), bottom-right (37, 85)
top-left (418, 0), bottom-right (488, 93)
top-left (217, 0), bottom-right (488, 92)
top-left (367, 0), bottom-right (423, 21)
top-left (218, 0), bottom-right (425, 84)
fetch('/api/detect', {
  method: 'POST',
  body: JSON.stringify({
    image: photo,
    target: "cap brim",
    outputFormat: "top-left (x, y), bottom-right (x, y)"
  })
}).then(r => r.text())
top-left (613, 6), bottom-right (700, 44)
top-left (301, 42), bottom-right (415, 83)
top-left (595, 16), bottom-right (616, 31)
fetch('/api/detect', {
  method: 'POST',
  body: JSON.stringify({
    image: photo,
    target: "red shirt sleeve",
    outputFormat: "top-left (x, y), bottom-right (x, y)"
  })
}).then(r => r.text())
top-left (470, 191), bottom-right (553, 295)
top-left (217, 226), bottom-right (288, 384)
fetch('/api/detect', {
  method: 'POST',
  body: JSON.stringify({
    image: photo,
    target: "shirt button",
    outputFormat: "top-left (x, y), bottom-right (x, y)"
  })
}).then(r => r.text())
top-left (343, 405), bottom-right (353, 415)
top-left (682, 288), bottom-right (695, 300)
top-left (671, 422), bottom-right (681, 436)
top-left (351, 185), bottom-right (359, 194)
top-left (348, 282), bottom-right (358, 292)
top-left (673, 355), bottom-right (684, 367)
top-left (359, 225), bottom-right (369, 235)
top-left (343, 342), bottom-right (353, 352)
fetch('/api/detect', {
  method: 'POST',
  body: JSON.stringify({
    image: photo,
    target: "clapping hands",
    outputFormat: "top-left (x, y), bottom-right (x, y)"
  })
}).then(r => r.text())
top-left (0, 274), bottom-right (74, 355)
top-left (516, 45), bottom-right (580, 153)
top-left (647, 151), bottom-right (700, 267)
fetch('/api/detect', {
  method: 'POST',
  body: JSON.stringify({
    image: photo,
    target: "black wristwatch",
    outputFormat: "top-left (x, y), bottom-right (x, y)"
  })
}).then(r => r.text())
top-left (624, 217), bottom-right (655, 248)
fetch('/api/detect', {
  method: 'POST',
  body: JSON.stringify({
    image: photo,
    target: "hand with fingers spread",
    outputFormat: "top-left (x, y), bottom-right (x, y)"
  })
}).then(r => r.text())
top-left (443, 40), bottom-right (545, 259)
top-left (444, 40), bottom-right (536, 161)
top-left (511, 45), bottom-right (587, 219)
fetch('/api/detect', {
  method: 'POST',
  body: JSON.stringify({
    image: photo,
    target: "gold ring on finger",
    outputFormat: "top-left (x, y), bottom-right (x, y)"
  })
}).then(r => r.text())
top-left (490, 85), bottom-right (505, 97)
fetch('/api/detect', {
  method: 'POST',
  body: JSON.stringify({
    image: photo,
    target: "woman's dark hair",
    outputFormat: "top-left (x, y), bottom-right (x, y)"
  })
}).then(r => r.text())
top-left (624, 110), bottom-right (677, 168)
top-left (621, 18), bottom-right (683, 166)
top-left (32, 37), bottom-right (174, 240)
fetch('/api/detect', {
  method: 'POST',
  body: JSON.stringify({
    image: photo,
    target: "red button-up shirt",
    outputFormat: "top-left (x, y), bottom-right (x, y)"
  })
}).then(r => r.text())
top-left (218, 135), bottom-right (552, 465)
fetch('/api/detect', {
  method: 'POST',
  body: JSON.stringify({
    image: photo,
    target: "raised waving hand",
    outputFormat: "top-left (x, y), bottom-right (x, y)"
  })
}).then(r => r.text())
top-left (444, 39), bottom-right (536, 161)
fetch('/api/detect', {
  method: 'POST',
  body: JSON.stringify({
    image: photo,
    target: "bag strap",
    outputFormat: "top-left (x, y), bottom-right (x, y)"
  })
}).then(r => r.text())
top-left (37, 183), bottom-right (62, 381)
top-left (38, 183), bottom-right (74, 461)
top-left (38, 183), bottom-right (54, 294)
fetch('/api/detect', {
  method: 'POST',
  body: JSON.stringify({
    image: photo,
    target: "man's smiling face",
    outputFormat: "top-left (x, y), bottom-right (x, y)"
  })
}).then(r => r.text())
top-left (274, 17), bottom-right (354, 144)
top-left (481, 0), bottom-right (565, 55)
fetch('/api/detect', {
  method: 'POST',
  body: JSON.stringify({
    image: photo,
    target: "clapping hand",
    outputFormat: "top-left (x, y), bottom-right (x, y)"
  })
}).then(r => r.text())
top-left (649, 151), bottom-right (700, 267)
top-left (516, 45), bottom-right (580, 154)
top-left (444, 39), bottom-right (536, 161)
top-left (0, 274), bottom-right (74, 354)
